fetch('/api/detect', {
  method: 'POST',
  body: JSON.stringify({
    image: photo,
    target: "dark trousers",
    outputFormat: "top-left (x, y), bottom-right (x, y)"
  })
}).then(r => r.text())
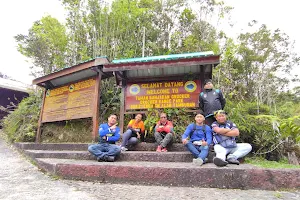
top-left (154, 132), bottom-right (173, 148)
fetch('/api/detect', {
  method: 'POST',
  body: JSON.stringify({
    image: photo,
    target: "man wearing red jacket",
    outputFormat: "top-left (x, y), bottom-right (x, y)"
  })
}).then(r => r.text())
top-left (154, 113), bottom-right (174, 152)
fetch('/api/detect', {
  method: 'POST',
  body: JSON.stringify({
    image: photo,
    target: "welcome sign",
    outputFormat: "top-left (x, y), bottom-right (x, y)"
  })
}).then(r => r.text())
top-left (125, 80), bottom-right (200, 110)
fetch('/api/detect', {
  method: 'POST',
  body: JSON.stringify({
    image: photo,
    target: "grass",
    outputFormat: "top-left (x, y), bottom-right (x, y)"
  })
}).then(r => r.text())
top-left (245, 157), bottom-right (300, 169)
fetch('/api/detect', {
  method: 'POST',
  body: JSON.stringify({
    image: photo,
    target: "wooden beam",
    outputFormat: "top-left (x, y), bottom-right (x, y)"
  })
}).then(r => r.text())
top-left (185, 109), bottom-right (201, 114)
top-left (124, 111), bottom-right (148, 115)
top-left (36, 89), bottom-right (46, 143)
top-left (119, 82), bottom-right (126, 134)
top-left (92, 72), bottom-right (102, 142)
top-left (200, 65), bottom-right (205, 89)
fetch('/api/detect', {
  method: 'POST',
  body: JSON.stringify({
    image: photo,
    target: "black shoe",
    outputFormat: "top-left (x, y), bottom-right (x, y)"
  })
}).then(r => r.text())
top-left (105, 156), bottom-right (115, 162)
top-left (213, 157), bottom-right (228, 167)
top-left (227, 157), bottom-right (240, 165)
top-left (97, 156), bottom-right (104, 162)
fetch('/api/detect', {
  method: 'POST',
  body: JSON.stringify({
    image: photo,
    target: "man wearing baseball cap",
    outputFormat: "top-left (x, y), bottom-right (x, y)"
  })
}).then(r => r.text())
top-left (199, 79), bottom-right (226, 126)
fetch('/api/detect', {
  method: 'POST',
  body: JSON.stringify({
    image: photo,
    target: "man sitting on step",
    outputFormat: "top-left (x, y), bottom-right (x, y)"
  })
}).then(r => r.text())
top-left (212, 110), bottom-right (252, 167)
top-left (154, 112), bottom-right (174, 152)
top-left (182, 113), bottom-right (212, 166)
top-left (88, 114), bottom-right (121, 162)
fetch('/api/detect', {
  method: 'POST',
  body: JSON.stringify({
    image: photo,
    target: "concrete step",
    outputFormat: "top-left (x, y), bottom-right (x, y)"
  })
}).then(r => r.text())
top-left (23, 149), bottom-right (198, 162)
top-left (35, 158), bottom-right (300, 190)
top-left (14, 142), bottom-right (187, 152)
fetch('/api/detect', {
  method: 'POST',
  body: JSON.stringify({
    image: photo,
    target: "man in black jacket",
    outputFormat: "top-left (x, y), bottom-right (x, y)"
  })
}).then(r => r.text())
top-left (199, 79), bottom-right (226, 126)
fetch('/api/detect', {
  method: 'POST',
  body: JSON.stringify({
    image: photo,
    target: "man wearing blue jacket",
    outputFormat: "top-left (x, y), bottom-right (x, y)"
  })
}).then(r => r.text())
top-left (88, 114), bottom-right (121, 162)
top-left (182, 113), bottom-right (212, 166)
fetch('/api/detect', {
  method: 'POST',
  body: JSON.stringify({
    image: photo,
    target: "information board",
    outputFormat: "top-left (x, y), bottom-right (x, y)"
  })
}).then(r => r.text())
top-left (42, 78), bottom-right (96, 122)
top-left (125, 80), bottom-right (200, 110)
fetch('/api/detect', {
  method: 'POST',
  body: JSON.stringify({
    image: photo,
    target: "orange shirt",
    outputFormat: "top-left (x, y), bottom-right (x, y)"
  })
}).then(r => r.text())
top-left (127, 119), bottom-right (145, 133)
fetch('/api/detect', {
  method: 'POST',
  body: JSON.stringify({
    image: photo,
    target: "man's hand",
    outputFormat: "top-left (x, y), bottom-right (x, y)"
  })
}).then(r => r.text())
top-left (102, 136), bottom-right (107, 140)
top-left (201, 140), bottom-right (208, 146)
top-left (110, 124), bottom-right (118, 131)
top-left (213, 127), bottom-right (230, 135)
top-left (182, 138), bottom-right (188, 145)
top-left (136, 132), bottom-right (141, 139)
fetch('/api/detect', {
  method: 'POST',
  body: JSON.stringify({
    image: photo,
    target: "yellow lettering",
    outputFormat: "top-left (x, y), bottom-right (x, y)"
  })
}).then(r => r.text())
top-left (146, 89), bottom-right (170, 95)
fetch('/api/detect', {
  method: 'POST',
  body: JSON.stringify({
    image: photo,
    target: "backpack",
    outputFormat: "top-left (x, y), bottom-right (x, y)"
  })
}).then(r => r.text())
top-left (189, 123), bottom-right (206, 140)
top-left (213, 121), bottom-right (237, 148)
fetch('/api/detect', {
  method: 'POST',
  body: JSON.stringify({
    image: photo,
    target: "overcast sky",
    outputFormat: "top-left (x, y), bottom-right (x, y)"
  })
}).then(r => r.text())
top-left (0, 0), bottom-right (299, 86)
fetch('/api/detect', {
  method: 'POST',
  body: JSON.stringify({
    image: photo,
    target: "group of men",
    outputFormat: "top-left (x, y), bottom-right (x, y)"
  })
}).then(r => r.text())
top-left (88, 79), bottom-right (252, 167)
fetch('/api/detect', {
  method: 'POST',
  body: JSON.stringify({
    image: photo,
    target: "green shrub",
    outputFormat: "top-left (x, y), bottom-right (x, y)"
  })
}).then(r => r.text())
top-left (2, 90), bottom-right (42, 142)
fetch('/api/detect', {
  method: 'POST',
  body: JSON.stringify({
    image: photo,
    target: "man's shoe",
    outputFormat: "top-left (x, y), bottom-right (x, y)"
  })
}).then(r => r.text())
top-left (161, 147), bottom-right (168, 152)
top-left (193, 158), bottom-right (204, 166)
top-left (213, 157), bottom-right (228, 167)
top-left (156, 145), bottom-right (162, 152)
top-left (97, 156), bottom-right (104, 162)
top-left (106, 156), bottom-right (115, 162)
top-left (227, 157), bottom-right (240, 165)
top-left (121, 146), bottom-right (128, 152)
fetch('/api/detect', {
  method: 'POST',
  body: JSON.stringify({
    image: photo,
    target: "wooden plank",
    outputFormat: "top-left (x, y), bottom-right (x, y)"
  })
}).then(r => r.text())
top-left (36, 89), bottom-right (46, 143)
top-left (124, 111), bottom-right (148, 115)
top-left (41, 78), bottom-right (96, 123)
top-left (185, 109), bottom-right (201, 114)
top-left (92, 72), bottom-right (102, 142)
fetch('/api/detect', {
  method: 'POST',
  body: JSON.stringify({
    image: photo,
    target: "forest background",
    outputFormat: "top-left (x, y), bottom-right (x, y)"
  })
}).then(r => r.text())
top-left (1, 0), bottom-right (300, 164)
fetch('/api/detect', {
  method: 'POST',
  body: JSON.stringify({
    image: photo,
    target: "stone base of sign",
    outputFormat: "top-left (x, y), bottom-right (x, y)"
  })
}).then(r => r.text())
top-left (14, 142), bottom-right (300, 190)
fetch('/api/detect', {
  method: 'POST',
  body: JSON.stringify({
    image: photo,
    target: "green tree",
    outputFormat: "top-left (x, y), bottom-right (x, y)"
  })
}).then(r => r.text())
top-left (15, 15), bottom-right (68, 76)
top-left (217, 22), bottom-right (300, 108)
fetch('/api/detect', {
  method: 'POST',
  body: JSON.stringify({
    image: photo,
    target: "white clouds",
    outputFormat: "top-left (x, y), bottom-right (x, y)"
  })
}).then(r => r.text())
top-left (225, 0), bottom-right (299, 44)
top-left (0, 0), bottom-right (65, 84)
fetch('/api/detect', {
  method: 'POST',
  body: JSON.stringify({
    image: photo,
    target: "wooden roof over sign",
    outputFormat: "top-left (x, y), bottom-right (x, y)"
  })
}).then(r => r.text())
top-left (102, 51), bottom-right (220, 82)
top-left (32, 57), bottom-right (112, 89)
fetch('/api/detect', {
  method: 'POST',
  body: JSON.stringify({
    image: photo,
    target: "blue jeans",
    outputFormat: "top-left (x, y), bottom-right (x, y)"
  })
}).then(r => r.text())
top-left (88, 143), bottom-right (121, 159)
top-left (185, 141), bottom-right (209, 161)
top-left (121, 129), bottom-right (139, 147)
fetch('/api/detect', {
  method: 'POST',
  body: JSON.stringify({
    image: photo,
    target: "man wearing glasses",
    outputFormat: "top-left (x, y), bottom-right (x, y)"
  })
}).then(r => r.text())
top-left (154, 113), bottom-right (174, 152)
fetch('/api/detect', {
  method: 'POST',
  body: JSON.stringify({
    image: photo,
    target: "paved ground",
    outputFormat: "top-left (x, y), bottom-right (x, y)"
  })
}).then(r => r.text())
top-left (0, 135), bottom-right (300, 200)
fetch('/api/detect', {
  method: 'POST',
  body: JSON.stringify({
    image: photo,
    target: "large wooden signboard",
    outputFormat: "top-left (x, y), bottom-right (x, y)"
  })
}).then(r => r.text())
top-left (42, 78), bottom-right (96, 122)
top-left (125, 80), bottom-right (200, 110)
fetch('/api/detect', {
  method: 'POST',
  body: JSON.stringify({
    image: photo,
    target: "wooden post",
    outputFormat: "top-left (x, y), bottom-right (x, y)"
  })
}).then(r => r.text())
top-left (119, 82), bottom-right (126, 134)
top-left (36, 89), bottom-right (47, 143)
top-left (200, 65), bottom-right (205, 88)
top-left (92, 72), bottom-right (102, 142)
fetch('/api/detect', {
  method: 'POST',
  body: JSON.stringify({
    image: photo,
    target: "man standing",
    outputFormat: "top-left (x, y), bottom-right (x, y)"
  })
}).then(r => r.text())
top-left (182, 113), bottom-right (212, 166)
top-left (212, 110), bottom-right (252, 167)
top-left (199, 79), bottom-right (226, 126)
top-left (154, 113), bottom-right (174, 152)
top-left (88, 114), bottom-right (121, 162)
